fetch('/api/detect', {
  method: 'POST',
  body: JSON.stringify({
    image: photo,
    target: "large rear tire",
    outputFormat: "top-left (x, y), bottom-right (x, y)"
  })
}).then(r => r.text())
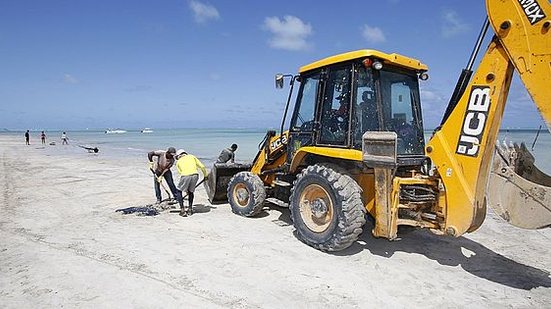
top-left (227, 172), bottom-right (266, 217)
top-left (289, 164), bottom-right (366, 251)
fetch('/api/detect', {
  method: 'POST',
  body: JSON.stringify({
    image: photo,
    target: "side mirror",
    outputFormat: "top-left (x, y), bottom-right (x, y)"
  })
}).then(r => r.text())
top-left (275, 73), bottom-right (284, 89)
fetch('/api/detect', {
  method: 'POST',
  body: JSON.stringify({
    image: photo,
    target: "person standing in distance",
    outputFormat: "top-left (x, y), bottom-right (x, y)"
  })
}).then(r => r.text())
top-left (24, 130), bottom-right (30, 145)
top-left (61, 132), bottom-right (69, 145)
top-left (41, 131), bottom-right (46, 145)
top-left (176, 149), bottom-right (208, 217)
top-left (147, 147), bottom-right (184, 208)
top-left (216, 143), bottom-right (238, 163)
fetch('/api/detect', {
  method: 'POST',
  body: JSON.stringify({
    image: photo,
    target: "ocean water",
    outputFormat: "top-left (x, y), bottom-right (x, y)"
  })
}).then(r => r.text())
top-left (495, 130), bottom-right (551, 174)
top-left (7, 128), bottom-right (270, 166)
top-left (4, 128), bottom-right (551, 174)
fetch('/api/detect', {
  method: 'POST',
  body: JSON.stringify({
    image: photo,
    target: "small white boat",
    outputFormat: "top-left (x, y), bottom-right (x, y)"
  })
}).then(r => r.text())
top-left (141, 128), bottom-right (154, 133)
top-left (105, 129), bottom-right (127, 134)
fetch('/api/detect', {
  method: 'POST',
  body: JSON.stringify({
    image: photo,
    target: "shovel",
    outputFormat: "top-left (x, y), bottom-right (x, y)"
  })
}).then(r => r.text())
top-left (150, 169), bottom-right (172, 199)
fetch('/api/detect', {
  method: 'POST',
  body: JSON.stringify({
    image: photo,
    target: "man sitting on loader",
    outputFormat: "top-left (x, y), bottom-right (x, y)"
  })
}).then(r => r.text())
top-left (216, 143), bottom-right (238, 164)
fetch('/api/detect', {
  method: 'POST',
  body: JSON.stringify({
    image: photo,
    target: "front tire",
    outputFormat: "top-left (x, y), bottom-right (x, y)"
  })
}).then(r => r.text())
top-left (289, 164), bottom-right (366, 251)
top-left (227, 172), bottom-right (266, 217)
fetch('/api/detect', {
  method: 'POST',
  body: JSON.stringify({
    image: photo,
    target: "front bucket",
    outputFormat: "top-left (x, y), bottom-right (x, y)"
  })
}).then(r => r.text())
top-left (205, 163), bottom-right (252, 204)
top-left (488, 142), bottom-right (551, 229)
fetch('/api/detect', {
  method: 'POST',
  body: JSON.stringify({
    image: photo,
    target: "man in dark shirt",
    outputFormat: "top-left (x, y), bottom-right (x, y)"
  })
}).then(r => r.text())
top-left (25, 130), bottom-right (30, 145)
top-left (216, 144), bottom-right (238, 163)
top-left (147, 147), bottom-right (183, 207)
top-left (359, 91), bottom-right (379, 131)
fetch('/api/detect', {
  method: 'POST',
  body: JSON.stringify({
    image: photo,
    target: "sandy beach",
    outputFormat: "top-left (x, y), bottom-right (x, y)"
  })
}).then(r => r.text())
top-left (1, 134), bottom-right (550, 308)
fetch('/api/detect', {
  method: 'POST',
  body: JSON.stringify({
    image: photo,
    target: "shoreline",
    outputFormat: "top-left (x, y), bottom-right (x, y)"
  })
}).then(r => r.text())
top-left (0, 130), bottom-right (268, 167)
top-left (1, 134), bottom-right (550, 307)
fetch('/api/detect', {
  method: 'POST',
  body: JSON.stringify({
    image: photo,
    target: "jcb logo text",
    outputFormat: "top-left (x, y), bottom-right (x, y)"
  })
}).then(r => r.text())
top-left (270, 135), bottom-right (288, 151)
top-left (518, 0), bottom-right (546, 25)
top-left (456, 86), bottom-right (491, 157)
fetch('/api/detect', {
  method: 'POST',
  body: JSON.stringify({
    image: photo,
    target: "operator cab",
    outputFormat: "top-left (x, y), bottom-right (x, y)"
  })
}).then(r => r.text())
top-left (287, 50), bottom-right (427, 166)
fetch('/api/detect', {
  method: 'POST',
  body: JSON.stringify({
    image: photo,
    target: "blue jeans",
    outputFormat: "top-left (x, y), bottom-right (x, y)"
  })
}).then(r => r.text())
top-left (154, 171), bottom-right (183, 206)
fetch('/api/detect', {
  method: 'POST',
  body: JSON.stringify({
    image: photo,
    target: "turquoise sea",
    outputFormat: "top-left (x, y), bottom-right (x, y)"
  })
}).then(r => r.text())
top-left (5, 128), bottom-right (270, 166)
top-left (4, 128), bottom-right (551, 174)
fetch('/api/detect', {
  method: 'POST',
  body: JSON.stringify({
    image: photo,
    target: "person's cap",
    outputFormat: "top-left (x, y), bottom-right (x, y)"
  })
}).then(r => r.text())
top-left (167, 147), bottom-right (176, 154)
top-left (176, 149), bottom-right (187, 156)
top-left (231, 143), bottom-right (238, 150)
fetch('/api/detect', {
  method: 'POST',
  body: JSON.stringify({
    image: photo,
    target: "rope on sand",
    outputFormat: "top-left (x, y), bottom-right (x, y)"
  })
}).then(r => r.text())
top-left (115, 199), bottom-right (178, 216)
top-left (116, 206), bottom-right (159, 216)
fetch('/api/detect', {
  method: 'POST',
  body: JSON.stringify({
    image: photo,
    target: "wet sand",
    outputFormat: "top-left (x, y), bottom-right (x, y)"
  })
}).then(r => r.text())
top-left (1, 134), bottom-right (550, 308)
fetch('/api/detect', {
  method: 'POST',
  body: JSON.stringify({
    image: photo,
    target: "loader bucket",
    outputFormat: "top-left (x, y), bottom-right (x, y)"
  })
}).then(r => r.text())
top-left (205, 162), bottom-right (252, 204)
top-left (487, 142), bottom-right (551, 229)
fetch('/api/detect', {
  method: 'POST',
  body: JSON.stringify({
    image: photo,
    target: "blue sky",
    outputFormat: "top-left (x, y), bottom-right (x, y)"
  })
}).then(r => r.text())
top-left (0, 0), bottom-right (545, 130)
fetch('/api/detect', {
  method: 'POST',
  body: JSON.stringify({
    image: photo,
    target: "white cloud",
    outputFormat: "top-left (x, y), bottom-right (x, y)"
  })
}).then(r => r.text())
top-left (189, 0), bottom-right (220, 24)
top-left (419, 86), bottom-right (448, 127)
top-left (263, 15), bottom-right (313, 51)
top-left (63, 74), bottom-right (78, 84)
top-left (361, 25), bottom-right (386, 43)
top-left (420, 89), bottom-right (442, 102)
top-left (441, 10), bottom-right (469, 38)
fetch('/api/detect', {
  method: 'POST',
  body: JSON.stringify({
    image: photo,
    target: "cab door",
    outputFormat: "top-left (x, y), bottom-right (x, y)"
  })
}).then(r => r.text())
top-left (287, 71), bottom-right (321, 163)
top-left (317, 65), bottom-right (353, 147)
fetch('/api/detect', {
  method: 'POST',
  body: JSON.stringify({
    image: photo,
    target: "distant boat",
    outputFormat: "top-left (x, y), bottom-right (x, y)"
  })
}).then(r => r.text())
top-left (141, 128), bottom-right (154, 133)
top-left (105, 129), bottom-right (127, 134)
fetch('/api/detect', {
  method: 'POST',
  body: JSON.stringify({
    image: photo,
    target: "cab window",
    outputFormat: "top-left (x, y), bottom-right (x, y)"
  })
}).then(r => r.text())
top-left (379, 70), bottom-right (424, 155)
top-left (319, 66), bottom-right (352, 145)
top-left (290, 74), bottom-right (319, 131)
top-left (353, 66), bottom-right (379, 148)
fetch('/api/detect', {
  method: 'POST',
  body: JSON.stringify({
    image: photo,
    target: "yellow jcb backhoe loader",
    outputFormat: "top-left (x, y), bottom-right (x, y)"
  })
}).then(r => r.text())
top-left (205, 0), bottom-right (551, 252)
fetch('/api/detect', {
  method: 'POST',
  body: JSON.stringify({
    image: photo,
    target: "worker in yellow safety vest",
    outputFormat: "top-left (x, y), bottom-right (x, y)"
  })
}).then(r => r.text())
top-left (176, 149), bottom-right (208, 217)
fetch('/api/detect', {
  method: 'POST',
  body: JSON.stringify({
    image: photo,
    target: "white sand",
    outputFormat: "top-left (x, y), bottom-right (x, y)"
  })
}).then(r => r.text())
top-left (1, 134), bottom-right (550, 308)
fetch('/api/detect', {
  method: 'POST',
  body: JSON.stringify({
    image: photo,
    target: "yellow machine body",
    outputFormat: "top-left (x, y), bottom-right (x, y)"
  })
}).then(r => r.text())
top-left (215, 0), bottom-right (551, 251)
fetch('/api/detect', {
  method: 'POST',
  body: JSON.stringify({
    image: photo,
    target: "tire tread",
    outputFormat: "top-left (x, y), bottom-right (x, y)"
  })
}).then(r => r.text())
top-left (227, 172), bottom-right (266, 217)
top-left (289, 164), bottom-right (366, 252)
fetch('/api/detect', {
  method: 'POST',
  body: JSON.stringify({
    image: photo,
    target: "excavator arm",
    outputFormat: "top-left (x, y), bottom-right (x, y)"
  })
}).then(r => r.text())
top-left (489, 0), bottom-right (551, 131)
top-left (426, 0), bottom-right (551, 236)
